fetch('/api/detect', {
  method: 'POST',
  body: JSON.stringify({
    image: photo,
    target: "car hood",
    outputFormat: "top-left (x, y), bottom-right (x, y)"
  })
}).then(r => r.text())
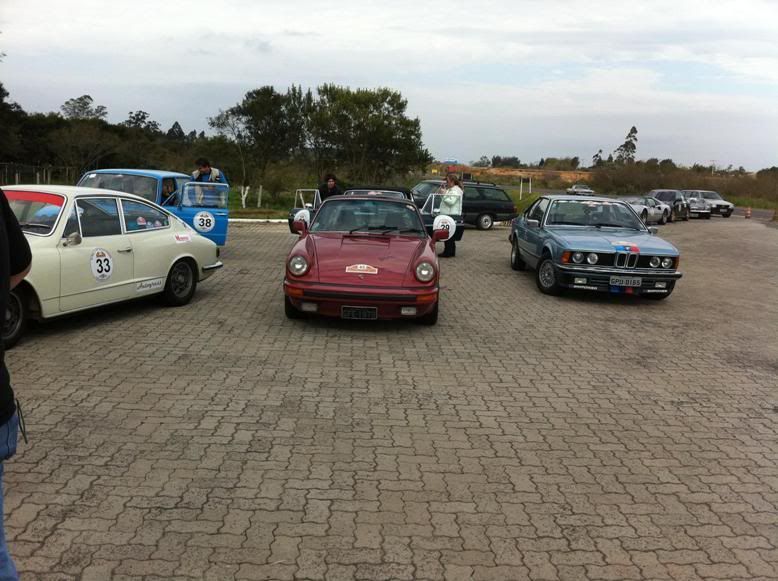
top-left (310, 233), bottom-right (427, 286)
top-left (548, 227), bottom-right (679, 255)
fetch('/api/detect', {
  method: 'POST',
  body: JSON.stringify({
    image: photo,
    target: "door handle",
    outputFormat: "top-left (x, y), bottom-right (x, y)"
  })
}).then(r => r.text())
top-left (118, 248), bottom-right (133, 253)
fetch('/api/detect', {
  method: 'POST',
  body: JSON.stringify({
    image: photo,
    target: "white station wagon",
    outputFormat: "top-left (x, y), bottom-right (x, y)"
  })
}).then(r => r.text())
top-left (3, 185), bottom-right (223, 347)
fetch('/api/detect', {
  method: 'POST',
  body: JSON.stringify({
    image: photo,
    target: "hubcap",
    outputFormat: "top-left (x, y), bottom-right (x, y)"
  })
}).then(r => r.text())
top-left (3, 294), bottom-right (21, 340)
top-left (539, 261), bottom-right (555, 288)
top-left (171, 263), bottom-right (193, 297)
top-left (481, 216), bottom-right (492, 228)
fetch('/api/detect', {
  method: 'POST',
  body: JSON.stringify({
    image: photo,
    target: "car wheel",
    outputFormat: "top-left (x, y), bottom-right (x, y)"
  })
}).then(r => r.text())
top-left (3, 288), bottom-right (28, 349)
top-left (722, 212), bottom-right (731, 218)
top-left (417, 301), bottom-right (439, 326)
top-left (704, 213), bottom-right (711, 219)
top-left (476, 214), bottom-right (494, 230)
top-left (683, 208), bottom-right (690, 221)
top-left (511, 239), bottom-right (526, 271)
top-left (535, 256), bottom-right (562, 296)
top-left (284, 296), bottom-right (304, 319)
top-left (641, 210), bottom-right (648, 223)
top-left (668, 208), bottom-right (675, 222)
top-left (163, 259), bottom-right (197, 306)
top-left (659, 211), bottom-right (668, 225)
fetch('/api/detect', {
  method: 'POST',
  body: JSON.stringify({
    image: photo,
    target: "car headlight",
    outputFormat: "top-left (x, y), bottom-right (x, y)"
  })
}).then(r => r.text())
top-left (649, 256), bottom-right (661, 268)
top-left (572, 252), bottom-right (584, 264)
top-left (586, 253), bottom-right (598, 265)
top-left (288, 255), bottom-right (309, 276)
top-left (415, 262), bottom-right (435, 282)
top-left (661, 257), bottom-right (673, 269)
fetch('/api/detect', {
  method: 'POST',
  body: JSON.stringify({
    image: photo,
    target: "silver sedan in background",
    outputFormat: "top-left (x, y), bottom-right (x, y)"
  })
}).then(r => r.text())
top-left (620, 196), bottom-right (671, 224)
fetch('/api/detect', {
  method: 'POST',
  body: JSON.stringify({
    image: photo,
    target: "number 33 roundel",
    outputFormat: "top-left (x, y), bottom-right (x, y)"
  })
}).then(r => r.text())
top-left (90, 248), bottom-right (113, 281)
top-left (432, 215), bottom-right (456, 241)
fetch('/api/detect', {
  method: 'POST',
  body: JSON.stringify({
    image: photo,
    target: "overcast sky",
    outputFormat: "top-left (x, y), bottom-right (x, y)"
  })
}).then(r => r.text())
top-left (2, 0), bottom-right (778, 169)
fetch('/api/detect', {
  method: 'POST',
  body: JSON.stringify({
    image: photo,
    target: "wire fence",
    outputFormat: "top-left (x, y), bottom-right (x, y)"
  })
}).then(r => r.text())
top-left (0, 163), bottom-right (78, 187)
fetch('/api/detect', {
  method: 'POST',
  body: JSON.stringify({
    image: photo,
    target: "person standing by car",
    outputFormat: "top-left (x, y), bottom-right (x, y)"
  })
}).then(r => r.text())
top-left (318, 173), bottom-right (343, 201)
top-left (0, 187), bottom-right (31, 580)
top-left (192, 158), bottom-right (228, 185)
top-left (438, 173), bottom-right (463, 258)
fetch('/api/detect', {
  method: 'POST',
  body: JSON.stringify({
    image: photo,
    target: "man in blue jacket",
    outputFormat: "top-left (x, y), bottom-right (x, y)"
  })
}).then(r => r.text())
top-left (192, 158), bottom-right (228, 185)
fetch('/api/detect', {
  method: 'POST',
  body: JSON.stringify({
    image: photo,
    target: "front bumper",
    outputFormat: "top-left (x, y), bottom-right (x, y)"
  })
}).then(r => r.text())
top-left (201, 261), bottom-right (223, 280)
top-left (689, 208), bottom-right (711, 217)
top-left (711, 206), bottom-right (733, 215)
top-left (284, 279), bottom-right (438, 319)
top-left (556, 264), bottom-right (682, 295)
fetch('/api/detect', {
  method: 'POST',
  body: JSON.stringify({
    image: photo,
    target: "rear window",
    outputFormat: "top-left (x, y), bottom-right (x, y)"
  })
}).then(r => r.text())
top-left (479, 187), bottom-right (510, 202)
top-left (5, 190), bottom-right (65, 236)
top-left (653, 191), bottom-right (674, 201)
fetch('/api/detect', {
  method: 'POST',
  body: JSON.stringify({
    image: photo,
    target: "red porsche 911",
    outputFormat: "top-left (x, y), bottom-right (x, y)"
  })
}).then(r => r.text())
top-left (283, 194), bottom-right (449, 325)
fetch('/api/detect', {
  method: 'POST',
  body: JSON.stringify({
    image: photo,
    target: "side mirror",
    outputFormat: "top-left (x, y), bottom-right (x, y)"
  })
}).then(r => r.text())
top-left (648, 226), bottom-right (658, 235)
top-left (432, 229), bottom-right (449, 242)
top-left (526, 219), bottom-right (540, 229)
top-left (292, 220), bottom-right (308, 235)
top-left (63, 231), bottom-right (82, 247)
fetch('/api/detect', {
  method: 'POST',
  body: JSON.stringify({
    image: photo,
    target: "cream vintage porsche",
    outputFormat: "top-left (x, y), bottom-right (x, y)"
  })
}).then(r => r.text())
top-left (3, 185), bottom-right (223, 347)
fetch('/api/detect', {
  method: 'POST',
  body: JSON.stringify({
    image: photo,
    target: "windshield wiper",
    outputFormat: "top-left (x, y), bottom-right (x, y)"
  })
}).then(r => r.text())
top-left (592, 223), bottom-right (640, 230)
top-left (19, 223), bottom-right (51, 230)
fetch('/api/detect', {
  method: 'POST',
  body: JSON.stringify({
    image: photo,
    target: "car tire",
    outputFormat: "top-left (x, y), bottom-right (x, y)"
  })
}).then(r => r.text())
top-left (163, 259), bottom-right (197, 306)
top-left (3, 288), bottom-right (28, 349)
top-left (704, 213), bottom-right (711, 219)
top-left (641, 210), bottom-right (648, 223)
top-left (668, 208), bottom-right (675, 223)
top-left (535, 255), bottom-right (562, 296)
top-left (722, 212), bottom-right (731, 218)
top-left (511, 239), bottom-right (526, 271)
top-left (284, 296), bottom-right (303, 319)
top-left (476, 214), bottom-right (494, 230)
top-left (682, 208), bottom-right (690, 221)
top-left (659, 211), bottom-right (668, 225)
top-left (417, 301), bottom-right (439, 326)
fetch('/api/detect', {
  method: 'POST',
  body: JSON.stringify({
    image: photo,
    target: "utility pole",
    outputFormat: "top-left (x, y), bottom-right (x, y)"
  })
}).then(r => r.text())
top-left (709, 160), bottom-right (716, 175)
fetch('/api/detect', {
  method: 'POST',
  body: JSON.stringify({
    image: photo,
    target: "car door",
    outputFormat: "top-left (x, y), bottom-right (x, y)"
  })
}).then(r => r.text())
top-left (479, 187), bottom-right (513, 218)
top-left (518, 198), bottom-right (549, 267)
top-left (462, 186), bottom-right (482, 222)
top-left (58, 197), bottom-right (135, 312)
top-left (120, 199), bottom-right (176, 294)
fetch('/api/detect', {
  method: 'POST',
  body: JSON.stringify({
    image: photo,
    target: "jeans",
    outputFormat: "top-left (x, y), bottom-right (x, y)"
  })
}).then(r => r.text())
top-left (0, 414), bottom-right (18, 581)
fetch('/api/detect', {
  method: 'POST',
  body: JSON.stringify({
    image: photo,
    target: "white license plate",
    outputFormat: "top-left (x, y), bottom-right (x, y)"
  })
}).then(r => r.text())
top-left (610, 277), bottom-right (642, 287)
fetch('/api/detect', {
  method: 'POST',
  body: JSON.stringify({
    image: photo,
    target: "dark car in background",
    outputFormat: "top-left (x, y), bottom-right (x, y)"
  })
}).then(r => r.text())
top-left (649, 189), bottom-right (690, 222)
top-left (411, 179), bottom-right (517, 230)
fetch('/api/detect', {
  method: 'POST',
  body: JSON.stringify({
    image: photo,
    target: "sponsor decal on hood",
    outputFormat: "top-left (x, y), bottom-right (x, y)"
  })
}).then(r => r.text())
top-left (345, 264), bottom-right (378, 275)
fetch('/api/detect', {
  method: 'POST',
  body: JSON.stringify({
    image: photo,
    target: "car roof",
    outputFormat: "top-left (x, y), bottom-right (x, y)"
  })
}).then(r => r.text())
top-left (322, 194), bottom-right (418, 206)
top-left (541, 194), bottom-right (627, 203)
top-left (5, 184), bottom-right (158, 203)
top-left (83, 168), bottom-right (191, 179)
top-left (419, 179), bottom-right (498, 187)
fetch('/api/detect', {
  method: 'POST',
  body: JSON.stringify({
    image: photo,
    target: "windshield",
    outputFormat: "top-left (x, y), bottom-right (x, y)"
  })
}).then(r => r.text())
top-left (411, 182), bottom-right (443, 197)
top-left (700, 191), bottom-right (722, 200)
top-left (546, 199), bottom-right (645, 230)
top-left (420, 192), bottom-right (463, 216)
top-left (311, 199), bottom-right (425, 235)
top-left (181, 182), bottom-right (229, 209)
top-left (78, 172), bottom-right (158, 202)
top-left (5, 190), bottom-right (65, 235)
top-left (652, 191), bottom-right (676, 201)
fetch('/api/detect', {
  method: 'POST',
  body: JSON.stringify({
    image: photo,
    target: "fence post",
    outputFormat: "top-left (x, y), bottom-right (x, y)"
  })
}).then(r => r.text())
top-left (519, 180), bottom-right (523, 201)
top-left (14, 173), bottom-right (19, 185)
top-left (257, 185), bottom-right (263, 208)
top-left (529, 177), bottom-right (532, 194)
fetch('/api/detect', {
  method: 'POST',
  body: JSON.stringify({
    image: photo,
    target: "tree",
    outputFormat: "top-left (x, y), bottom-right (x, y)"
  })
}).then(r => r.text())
top-left (592, 149), bottom-right (604, 167)
top-left (60, 95), bottom-right (108, 120)
top-left (0, 82), bottom-right (24, 160)
top-left (613, 126), bottom-right (638, 164)
top-left (166, 121), bottom-right (186, 141)
top-left (209, 108), bottom-right (251, 189)
top-left (121, 110), bottom-right (161, 133)
top-left (49, 121), bottom-right (119, 172)
top-left (472, 156), bottom-right (491, 168)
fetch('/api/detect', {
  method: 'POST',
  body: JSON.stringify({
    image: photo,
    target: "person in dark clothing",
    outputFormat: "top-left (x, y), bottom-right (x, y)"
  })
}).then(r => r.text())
top-left (192, 158), bottom-right (228, 185)
top-left (318, 173), bottom-right (343, 201)
top-left (0, 187), bottom-right (31, 579)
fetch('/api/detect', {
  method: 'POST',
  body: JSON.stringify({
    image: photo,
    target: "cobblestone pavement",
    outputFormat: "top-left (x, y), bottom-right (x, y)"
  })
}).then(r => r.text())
top-left (6, 216), bottom-right (778, 580)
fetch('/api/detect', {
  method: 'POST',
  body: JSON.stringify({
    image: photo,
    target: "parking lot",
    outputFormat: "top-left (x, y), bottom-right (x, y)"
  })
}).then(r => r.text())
top-left (6, 217), bottom-right (778, 580)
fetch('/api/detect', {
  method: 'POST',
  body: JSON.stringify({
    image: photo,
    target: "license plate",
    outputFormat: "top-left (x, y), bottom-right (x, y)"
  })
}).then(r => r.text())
top-left (341, 306), bottom-right (378, 320)
top-left (610, 277), bottom-right (642, 287)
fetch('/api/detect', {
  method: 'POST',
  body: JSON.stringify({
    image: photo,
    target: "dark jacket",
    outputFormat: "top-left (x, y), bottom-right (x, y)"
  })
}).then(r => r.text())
top-left (318, 183), bottom-right (343, 201)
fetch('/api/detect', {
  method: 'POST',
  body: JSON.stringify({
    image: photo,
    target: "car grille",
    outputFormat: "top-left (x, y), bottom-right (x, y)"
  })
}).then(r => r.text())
top-left (614, 252), bottom-right (639, 268)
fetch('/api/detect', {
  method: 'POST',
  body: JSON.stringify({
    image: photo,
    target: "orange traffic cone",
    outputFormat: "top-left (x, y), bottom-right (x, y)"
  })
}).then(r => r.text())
top-left (745, 207), bottom-right (752, 219)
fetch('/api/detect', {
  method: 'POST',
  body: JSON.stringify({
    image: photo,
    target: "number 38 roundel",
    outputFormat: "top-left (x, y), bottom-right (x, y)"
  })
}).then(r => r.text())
top-left (432, 215), bottom-right (456, 241)
top-left (194, 211), bottom-right (215, 233)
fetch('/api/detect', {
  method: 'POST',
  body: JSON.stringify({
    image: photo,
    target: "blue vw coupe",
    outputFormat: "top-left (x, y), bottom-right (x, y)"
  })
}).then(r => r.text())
top-left (509, 195), bottom-right (682, 299)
